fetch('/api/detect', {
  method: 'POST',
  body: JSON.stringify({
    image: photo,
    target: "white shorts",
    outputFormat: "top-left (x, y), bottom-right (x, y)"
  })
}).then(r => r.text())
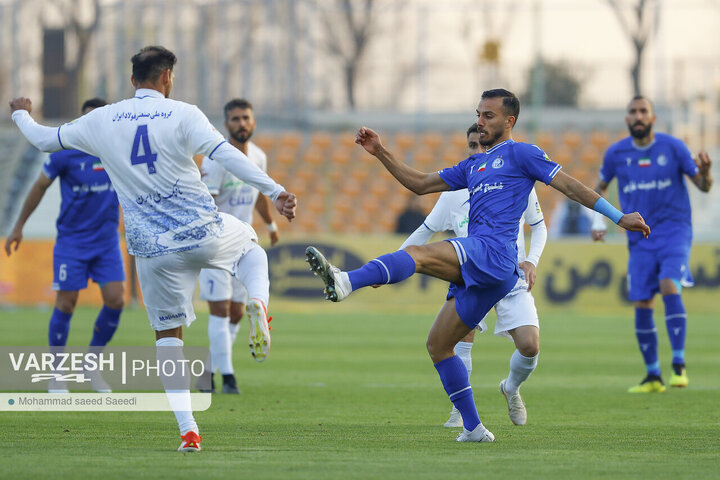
top-left (476, 288), bottom-right (539, 340)
top-left (198, 267), bottom-right (248, 303)
top-left (135, 213), bottom-right (258, 331)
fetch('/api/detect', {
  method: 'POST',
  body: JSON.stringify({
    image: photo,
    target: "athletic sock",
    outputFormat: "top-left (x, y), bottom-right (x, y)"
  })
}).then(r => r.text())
top-left (48, 308), bottom-right (72, 346)
top-left (208, 315), bottom-right (233, 375)
top-left (662, 294), bottom-right (687, 366)
top-left (89, 306), bottom-right (121, 346)
top-left (453, 341), bottom-right (473, 379)
top-left (434, 355), bottom-right (480, 431)
top-left (228, 322), bottom-right (240, 345)
top-left (635, 308), bottom-right (661, 377)
top-left (234, 244), bottom-right (270, 307)
top-left (504, 350), bottom-right (538, 394)
top-left (156, 337), bottom-right (198, 436)
top-left (347, 250), bottom-right (416, 290)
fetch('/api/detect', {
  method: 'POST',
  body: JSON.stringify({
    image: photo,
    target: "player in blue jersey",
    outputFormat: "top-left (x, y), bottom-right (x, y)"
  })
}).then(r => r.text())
top-left (306, 89), bottom-right (650, 443)
top-left (591, 95), bottom-right (713, 393)
top-left (4, 98), bottom-right (125, 392)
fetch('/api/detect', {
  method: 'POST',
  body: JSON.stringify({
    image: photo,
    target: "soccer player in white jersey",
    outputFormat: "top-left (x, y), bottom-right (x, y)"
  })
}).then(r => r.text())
top-left (9, 46), bottom-right (297, 453)
top-left (401, 123), bottom-right (546, 428)
top-left (198, 98), bottom-right (280, 394)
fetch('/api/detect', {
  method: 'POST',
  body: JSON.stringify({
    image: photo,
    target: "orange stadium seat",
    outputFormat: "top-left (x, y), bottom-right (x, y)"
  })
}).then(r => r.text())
top-left (338, 132), bottom-right (357, 150)
top-left (310, 132), bottom-right (333, 152)
top-left (253, 134), bottom-right (275, 154)
top-left (302, 149), bottom-right (325, 168)
top-left (275, 147), bottom-right (297, 168)
top-left (421, 133), bottom-right (444, 153)
top-left (536, 131), bottom-right (555, 151)
top-left (580, 146), bottom-right (602, 168)
top-left (411, 149), bottom-right (434, 168)
top-left (279, 132), bottom-right (303, 151)
top-left (590, 131), bottom-right (611, 150)
top-left (562, 131), bottom-right (583, 151)
top-left (451, 132), bottom-right (468, 150)
top-left (393, 132), bottom-right (416, 152)
top-left (330, 147), bottom-right (352, 165)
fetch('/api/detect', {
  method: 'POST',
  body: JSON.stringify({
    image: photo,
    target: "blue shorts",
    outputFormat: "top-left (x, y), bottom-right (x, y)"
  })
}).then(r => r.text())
top-left (627, 244), bottom-right (693, 301)
top-left (445, 236), bottom-right (519, 329)
top-left (52, 242), bottom-right (126, 291)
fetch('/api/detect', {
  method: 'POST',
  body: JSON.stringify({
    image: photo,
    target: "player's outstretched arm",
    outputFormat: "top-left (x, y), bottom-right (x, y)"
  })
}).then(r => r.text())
top-left (355, 126), bottom-right (449, 195)
top-left (590, 179), bottom-right (610, 242)
top-left (9, 98), bottom-right (64, 152)
top-left (690, 151), bottom-right (713, 192)
top-left (550, 170), bottom-right (650, 238)
top-left (4, 173), bottom-right (53, 256)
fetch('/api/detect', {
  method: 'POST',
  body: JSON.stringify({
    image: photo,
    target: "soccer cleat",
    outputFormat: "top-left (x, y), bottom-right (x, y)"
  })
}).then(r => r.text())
top-left (305, 246), bottom-right (352, 302)
top-left (87, 369), bottom-right (112, 393)
top-left (444, 407), bottom-right (463, 428)
top-left (499, 379), bottom-right (527, 426)
top-left (221, 374), bottom-right (241, 394)
top-left (178, 431), bottom-right (202, 452)
top-left (196, 369), bottom-right (215, 393)
top-left (669, 364), bottom-right (689, 388)
top-left (47, 377), bottom-right (69, 394)
top-left (456, 423), bottom-right (495, 443)
top-left (628, 374), bottom-right (667, 393)
top-left (247, 299), bottom-right (271, 362)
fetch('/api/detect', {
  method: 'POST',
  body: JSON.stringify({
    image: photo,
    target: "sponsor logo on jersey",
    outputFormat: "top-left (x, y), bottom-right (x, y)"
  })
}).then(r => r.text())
top-left (543, 152), bottom-right (552, 162)
top-left (92, 161), bottom-right (104, 171)
top-left (492, 156), bottom-right (504, 169)
top-left (638, 158), bottom-right (651, 167)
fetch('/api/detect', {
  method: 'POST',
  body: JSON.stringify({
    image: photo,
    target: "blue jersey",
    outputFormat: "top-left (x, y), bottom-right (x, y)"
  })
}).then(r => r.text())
top-left (438, 139), bottom-right (561, 263)
top-left (43, 149), bottom-right (120, 248)
top-left (600, 133), bottom-right (698, 249)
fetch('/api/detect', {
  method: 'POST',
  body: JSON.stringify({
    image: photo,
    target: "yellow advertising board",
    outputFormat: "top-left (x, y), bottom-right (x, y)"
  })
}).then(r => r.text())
top-left (1, 236), bottom-right (718, 316)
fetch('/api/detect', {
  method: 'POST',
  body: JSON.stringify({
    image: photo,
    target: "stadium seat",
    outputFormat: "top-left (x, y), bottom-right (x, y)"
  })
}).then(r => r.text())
top-left (279, 132), bottom-right (304, 151)
top-left (253, 135), bottom-right (275, 155)
top-left (421, 133), bottom-right (444, 153)
top-left (302, 149), bottom-right (325, 167)
top-left (450, 132), bottom-right (468, 151)
top-left (536, 131), bottom-right (555, 151)
top-left (275, 148), bottom-right (297, 167)
top-left (590, 131), bottom-right (611, 150)
top-left (310, 132), bottom-right (333, 152)
top-left (562, 131), bottom-right (582, 151)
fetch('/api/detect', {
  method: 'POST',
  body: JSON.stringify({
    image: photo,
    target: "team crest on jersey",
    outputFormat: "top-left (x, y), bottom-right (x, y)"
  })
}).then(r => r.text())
top-left (657, 154), bottom-right (667, 166)
top-left (492, 156), bottom-right (504, 169)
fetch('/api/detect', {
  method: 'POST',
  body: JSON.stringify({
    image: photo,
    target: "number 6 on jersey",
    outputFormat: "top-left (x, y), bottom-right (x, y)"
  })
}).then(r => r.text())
top-left (131, 125), bottom-right (158, 174)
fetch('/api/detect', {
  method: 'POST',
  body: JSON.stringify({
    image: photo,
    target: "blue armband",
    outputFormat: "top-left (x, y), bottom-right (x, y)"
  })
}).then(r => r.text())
top-left (593, 197), bottom-right (623, 224)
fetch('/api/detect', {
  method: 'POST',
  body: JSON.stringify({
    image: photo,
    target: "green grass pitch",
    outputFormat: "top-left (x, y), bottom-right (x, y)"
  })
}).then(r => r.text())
top-left (1, 303), bottom-right (718, 479)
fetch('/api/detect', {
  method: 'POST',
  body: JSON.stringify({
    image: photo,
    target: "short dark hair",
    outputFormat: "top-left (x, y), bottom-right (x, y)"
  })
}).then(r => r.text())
top-left (628, 95), bottom-right (654, 113)
top-left (466, 123), bottom-right (479, 138)
top-left (223, 98), bottom-right (254, 120)
top-left (131, 46), bottom-right (177, 83)
top-left (481, 88), bottom-right (520, 121)
top-left (81, 97), bottom-right (107, 112)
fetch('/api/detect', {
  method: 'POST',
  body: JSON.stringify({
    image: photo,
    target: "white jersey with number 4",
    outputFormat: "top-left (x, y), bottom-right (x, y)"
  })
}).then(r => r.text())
top-left (201, 141), bottom-right (267, 224)
top-left (12, 88), bottom-right (284, 258)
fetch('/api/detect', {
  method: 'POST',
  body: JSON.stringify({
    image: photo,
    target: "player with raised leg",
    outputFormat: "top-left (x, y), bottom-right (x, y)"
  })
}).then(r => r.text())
top-left (5, 98), bottom-right (124, 394)
top-left (591, 95), bottom-right (713, 393)
top-left (10, 46), bottom-right (297, 452)
top-left (400, 123), bottom-right (547, 428)
top-left (198, 98), bottom-right (280, 394)
top-left (307, 89), bottom-right (650, 443)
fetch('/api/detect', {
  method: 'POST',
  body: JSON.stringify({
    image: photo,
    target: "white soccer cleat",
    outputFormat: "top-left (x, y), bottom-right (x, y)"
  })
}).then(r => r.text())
top-left (87, 369), bottom-right (112, 393)
top-left (47, 377), bottom-right (69, 394)
top-left (499, 379), bottom-right (527, 426)
top-left (456, 423), bottom-right (495, 443)
top-left (247, 299), bottom-right (271, 362)
top-left (444, 407), bottom-right (463, 428)
top-left (305, 246), bottom-right (352, 302)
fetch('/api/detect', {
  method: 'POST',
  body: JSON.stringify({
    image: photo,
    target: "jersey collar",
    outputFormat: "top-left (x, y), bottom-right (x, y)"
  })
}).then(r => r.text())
top-left (484, 139), bottom-right (513, 155)
top-left (134, 88), bottom-right (165, 99)
top-left (631, 137), bottom-right (656, 151)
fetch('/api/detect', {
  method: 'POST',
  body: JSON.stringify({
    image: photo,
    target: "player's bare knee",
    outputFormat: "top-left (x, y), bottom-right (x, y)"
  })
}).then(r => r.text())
top-left (104, 296), bottom-right (124, 310)
top-left (55, 291), bottom-right (79, 313)
top-left (517, 340), bottom-right (539, 358)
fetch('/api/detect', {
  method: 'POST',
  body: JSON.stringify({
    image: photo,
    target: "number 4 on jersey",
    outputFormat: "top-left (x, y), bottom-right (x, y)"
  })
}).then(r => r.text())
top-left (131, 125), bottom-right (158, 174)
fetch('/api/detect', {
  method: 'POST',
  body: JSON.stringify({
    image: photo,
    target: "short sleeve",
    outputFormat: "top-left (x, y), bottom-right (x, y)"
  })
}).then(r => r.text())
top-left (516, 144), bottom-right (562, 185)
top-left (523, 188), bottom-right (544, 227)
top-left (43, 152), bottom-right (65, 180)
top-left (57, 109), bottom-right (102, 157)
top-left (183, 105), bottom-right (227, 157)
top-left (673, 138), bottom-right (699, 178)
top-left (200, 157), bottom-right (223, 195)
top-left (438, 157), bottom-right (471, 190)
top-left (424, 192), bottom-right (454, 232)
top-left (599, 148), bottom-right (616, 183)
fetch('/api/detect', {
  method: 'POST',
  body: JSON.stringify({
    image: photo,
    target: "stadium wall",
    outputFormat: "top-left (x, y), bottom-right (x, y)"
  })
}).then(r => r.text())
top-left (2, 236), bottom-right (718, 316)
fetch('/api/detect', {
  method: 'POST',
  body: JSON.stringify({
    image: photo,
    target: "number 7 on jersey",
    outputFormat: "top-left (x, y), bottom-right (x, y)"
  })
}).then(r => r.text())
top-left (131, 125), bottom-right (158, 174)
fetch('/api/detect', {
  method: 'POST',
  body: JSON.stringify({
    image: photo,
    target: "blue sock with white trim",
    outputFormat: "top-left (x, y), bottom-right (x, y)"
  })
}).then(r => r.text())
top-left (662, 294), bottom-right (686, 365)
top-left (434, 355), bottom-right (480, 431)
top-left (346, 250), bottom-right (416, 291)
top-left (49, 308), bottom-right (72, 346)
top-left (635, 308), bottom-right (660, 377)
top-left (90, 306), bottom-right (122, 347)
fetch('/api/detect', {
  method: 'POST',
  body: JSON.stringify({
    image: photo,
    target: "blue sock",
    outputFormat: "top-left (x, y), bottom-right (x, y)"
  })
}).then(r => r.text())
top-left (48, 309), bottom-right (72, 346)
top-left (635, 308), bottom-right (660, 376)
top-left (434, 356), bottom-right (480, 431)
top-left (347, 250), bottom-right (416, 291)
top-left (90, 306), bottom-right (122, 347)
top-left (662, 294), bottom-right (686, 365)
